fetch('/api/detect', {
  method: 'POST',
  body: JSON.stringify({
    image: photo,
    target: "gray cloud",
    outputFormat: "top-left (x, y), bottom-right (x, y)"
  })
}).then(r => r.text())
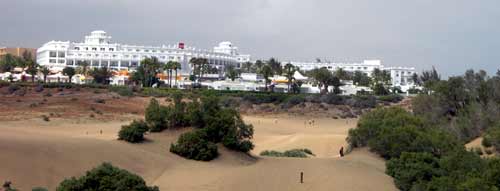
top-left (1, 0), bottom-right (499, 76)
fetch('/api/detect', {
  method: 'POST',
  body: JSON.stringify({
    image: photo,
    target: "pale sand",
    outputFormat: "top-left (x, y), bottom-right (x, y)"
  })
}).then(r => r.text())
top-left (0, 116), bottom-right (397, 191)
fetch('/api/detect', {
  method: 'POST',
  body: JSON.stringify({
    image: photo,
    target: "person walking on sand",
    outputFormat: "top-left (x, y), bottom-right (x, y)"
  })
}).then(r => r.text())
top-left (339, 146), bottom-right (344, 157)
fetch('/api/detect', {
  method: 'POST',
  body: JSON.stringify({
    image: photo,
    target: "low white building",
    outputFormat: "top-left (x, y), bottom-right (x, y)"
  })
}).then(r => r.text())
top-left (37, 31), bottom-right (251, 76)
top-left (289, 60), bottom-right (416, 88)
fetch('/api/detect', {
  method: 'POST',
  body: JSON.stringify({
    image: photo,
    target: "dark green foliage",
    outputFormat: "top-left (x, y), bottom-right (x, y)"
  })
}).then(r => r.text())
top-left (118, 120), bottom-right (149, 143)
top-left (110, 86), bottom-right (134, 97)
top-left (170, 130), bottom-right (218, 161)
top-left (386, 152), bottom-right (441, 191)
top-left (484, 124), bottom-right (500, 152)
top-left (145, 98), bottom-right (169, 132)
top-left (373, 83), bottom-right (389, 95)
top-left (260, 148), bottom-right (314, 158)
top-left (378, 94), bottom-right (403, 103)
top-left (282, 95), bottom-right (305, 109)
top-left (62, 67), bottom-right (76, 82)
top-left (56, 162), bottom-right (159, 191)
top-left (32, 187), bottom-right (48, 191)
top-left (90, 67), bottom-right (113, 84)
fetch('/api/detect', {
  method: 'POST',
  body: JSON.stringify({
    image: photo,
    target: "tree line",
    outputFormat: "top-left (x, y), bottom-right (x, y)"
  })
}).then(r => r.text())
top-left (347, 68), bottom-right (500, 190)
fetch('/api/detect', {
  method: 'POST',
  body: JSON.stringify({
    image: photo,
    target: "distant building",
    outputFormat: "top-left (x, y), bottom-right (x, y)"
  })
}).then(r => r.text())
top-left (289, 60), bottom-right (416, 88)
top-left (36, 31), bottom-right (251, 75)
top-left (0, 47), bottom-right (37, 58)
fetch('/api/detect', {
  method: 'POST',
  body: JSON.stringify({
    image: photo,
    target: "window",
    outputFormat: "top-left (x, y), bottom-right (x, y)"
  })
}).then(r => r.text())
top-left (49, 59), bottom-right (56, 63)
top-left (58, 59), bottom-right (65, 64)
top-left (85, 47), bottom-right (89, 51)
top-left (102, 61), bottom-right (109, 66)
top-left (100, 48), bottom-right (106, 51)
top-left (145, 50), bottom-right (149, 52)
top-left (74, 47), bottom-right (80, 50)
top-left (110, 61), bottom-right (118, 67)
top-left (49, 51), bottom-right (57, 57)
top-left (92, 48), bottom-right (97, 51)
top-left (121, 61), bottom-right (130, 67)
top-left (67, 60), bottom-right (74, 65)
top-left (109, 48), bottom-right (114, 51)
top-left (58, 52), bottom-right (65, 58)
top-left (131, 61), bottom-right (138, 67)
top-left (152, 50), bottom-right (156, 53)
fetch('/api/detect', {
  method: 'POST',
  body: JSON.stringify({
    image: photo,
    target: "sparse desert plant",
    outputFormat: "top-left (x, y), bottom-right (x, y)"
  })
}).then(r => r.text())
top-left (34, 85), bottom-right (44, 92)
top-left (118, 120), bottom-right (149, 143)
top-left (7, 84), bottom-right (20, 94)
top-left (89, 113), bottom-right (95, 118)
top-left (41, 115), bottom-right (50, 122)
top-left (70, 97), bottom-right (78, 101)
top-left (56, 162), bottom-right (159, 191)
top-left (94, 98), bottom-right (106, 104)
top-left (170, 130), bottom-right (218, 161)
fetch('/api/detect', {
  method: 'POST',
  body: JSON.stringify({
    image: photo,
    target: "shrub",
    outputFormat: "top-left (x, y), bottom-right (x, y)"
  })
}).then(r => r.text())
top-left (483, 125), bottom-right (500, 152)
top-left (170, 130), bottom-right (218, 161)
top-left (145, 98), bottom-right (170, 132)
top-left (386, 152), bottom-right (441, 191)
top-left (56, 162), bottom-right (159, 191)
top-left (473, 147), bottom-right (484, 155)
top-left (94, 99), bottom-right (106, 104)
top-left (319, 93), bottom-right (344, 105)
top-left (34, 85), bottom-right (44, 93)
top-left (32, 187), bottom-right (48, 191)
top-left (260, 148), bottom-right (314, 158)
top-left (118, 120), bottom-right (149, 143)
top-left (378, 94), bottom-right (403, 103)
top-left (485, 149), bottom-right (493, 155)
top-left (41, 115), bottom-right (50, 122)
top-left (7, 84), bottom-right (20, 94)
top-left (282, 95), bottom-right (305, 108)
top-left (483, 137), bottom-right (493, 147)
top-left (110, 86), bottom-right (134, 97)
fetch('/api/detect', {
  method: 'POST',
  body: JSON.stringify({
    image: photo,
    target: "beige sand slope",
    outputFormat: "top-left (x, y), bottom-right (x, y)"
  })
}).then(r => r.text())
top-left (0, 116), bottom-right (396, 191)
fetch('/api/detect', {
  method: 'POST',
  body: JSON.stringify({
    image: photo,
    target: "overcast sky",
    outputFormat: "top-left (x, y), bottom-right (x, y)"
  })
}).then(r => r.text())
top-left (1, 0), bottom-right (499, 76)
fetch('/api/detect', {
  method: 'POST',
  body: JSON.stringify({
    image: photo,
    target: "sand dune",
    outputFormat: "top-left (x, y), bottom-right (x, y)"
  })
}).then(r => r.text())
top-left (0, 116), bottom-right (396, 191)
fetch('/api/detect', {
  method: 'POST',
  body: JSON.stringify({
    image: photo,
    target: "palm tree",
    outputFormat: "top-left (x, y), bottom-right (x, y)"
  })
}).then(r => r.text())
top-left (140, 57), bottom-right (161, 87)
top-left (40, 66), bottom-right (50, 83)
top-left (283, 63), bottom-right (296, 93)
top-left (259, 64), bottom-right (273, 91)
top-left (25, 61), bottom-right (39, 83)
top-left (189, 57), bottom-right (208, 82)
top-left (172, 61), bottom-right (181, 87)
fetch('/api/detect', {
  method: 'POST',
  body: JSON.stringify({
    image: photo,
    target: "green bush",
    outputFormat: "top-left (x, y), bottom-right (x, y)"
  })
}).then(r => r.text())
top-left (483, 125), bottom-right (500, 152)
top-left (110, 86), bottom-right (134, 97)
top-left (118, 120), bottom-right (149, 143)
top-left (386, 152), bottom-right (441, 191)
top-left (145, 98), bottom-right (170, 132)
top-left (260, 148), bottom-right (314, 158)
top-left (170, 130), bottom-right (218, 161)
top-left (32, 187), bottom-right (48, 191)
top-left (56, 162), bottom-right (159, 191)
top-left (378, 94), bottom-right (403, 103)
top-left (483, 137), bottom-right (493, 147)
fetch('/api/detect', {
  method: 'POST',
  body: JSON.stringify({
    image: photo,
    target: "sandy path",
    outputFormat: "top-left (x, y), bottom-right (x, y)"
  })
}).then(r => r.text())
top-left (0, 116), bottom-right (396, 191)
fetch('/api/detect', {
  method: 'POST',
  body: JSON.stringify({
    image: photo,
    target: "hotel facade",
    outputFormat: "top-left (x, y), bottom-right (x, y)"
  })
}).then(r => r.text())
top-left (36, 31), bottom-right (251, 76)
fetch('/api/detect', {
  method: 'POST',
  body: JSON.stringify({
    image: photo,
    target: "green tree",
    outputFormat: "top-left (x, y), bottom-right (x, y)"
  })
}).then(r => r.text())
top-left (353, 71), bottom-right (372, 86)
top-left (170, 129), bottom-right (218, 161)
top-left (40, 66), bottom-right (50, 83)
top-left (145, 98), bottom-right (169, 132)
top-left (267, 58), bottom-right (282, 75)
top-left (259, 64), bottom-right (273, 91)
top-left (25, 61), bottom-right (39, 83)
top-left (172, 61), bottom-right (181, 87)
top-left (56, 163), bottom-right (159, 191)
top-left (225, 64), bottom-right (239, 81)
top-left (140, 57), bottom-right (161, 87)
top-left (283, 63), bottom-right (296, 93)
top-left (386, 152), bottom-right (441, 191)
top-left (90, 67), bottom-right (112, 84)
top-left (0, 53), bottom-right (18, 72)
top-left (310, 67), bottom-right (335, 94)
top-left (62, 67), bottom-right (76, 83)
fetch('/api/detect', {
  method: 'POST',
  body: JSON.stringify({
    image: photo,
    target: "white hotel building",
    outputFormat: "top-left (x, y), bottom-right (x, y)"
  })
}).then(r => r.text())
top-left (290, 60), bottom-right (416, 88)
top-left (37, 31), bottom-right (251, 76)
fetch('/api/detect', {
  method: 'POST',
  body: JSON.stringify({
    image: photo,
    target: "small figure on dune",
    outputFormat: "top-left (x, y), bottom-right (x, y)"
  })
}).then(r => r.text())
top-left (339, 146), bottom-right (344, 157)
top-left (100, 130), bottom-right (103, 134)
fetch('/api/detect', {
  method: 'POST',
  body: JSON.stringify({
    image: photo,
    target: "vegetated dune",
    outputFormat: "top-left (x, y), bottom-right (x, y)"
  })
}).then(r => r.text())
top-left (0, 116), bottom-right (397, 191)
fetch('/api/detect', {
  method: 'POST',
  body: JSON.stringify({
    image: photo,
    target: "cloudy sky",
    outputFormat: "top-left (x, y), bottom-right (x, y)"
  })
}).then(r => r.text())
top-left (1, 0), bottom-right (499, 76)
